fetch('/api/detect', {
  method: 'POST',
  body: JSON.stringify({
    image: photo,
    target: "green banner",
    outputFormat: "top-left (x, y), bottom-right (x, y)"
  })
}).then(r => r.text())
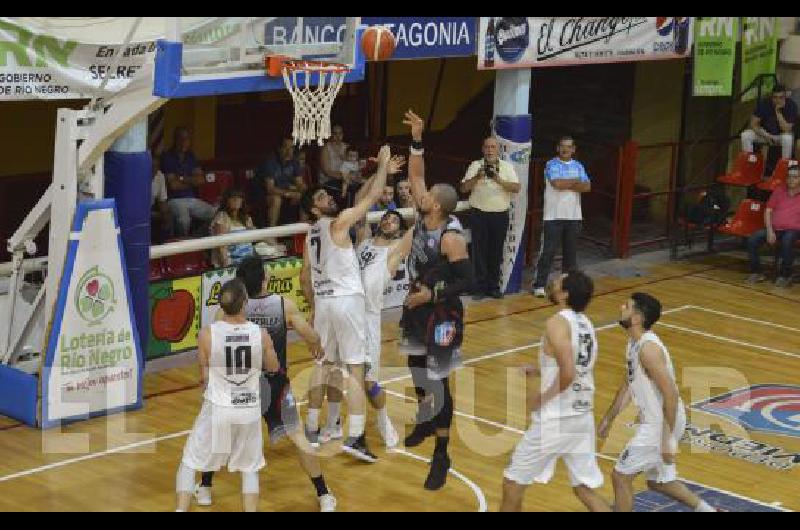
top-left (741, 17), bottom-right (778, 102)
top-left (693, 17), bottom-right (737, 96)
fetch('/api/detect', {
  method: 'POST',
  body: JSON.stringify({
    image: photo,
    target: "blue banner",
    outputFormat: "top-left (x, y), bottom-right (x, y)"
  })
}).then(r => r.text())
top-left (362, 17), bottom-right (476, 59)
top-left (262, 17), bottom-right (476, 60)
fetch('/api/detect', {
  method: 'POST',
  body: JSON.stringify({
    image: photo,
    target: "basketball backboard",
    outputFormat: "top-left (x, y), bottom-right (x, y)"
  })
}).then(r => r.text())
top-left (154, 17), bottom-right (364, 98)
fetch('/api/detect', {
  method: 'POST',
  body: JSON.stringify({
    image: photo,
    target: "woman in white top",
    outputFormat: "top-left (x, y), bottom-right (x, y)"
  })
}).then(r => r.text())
top-left (210, 188), bottom-right (255, 268)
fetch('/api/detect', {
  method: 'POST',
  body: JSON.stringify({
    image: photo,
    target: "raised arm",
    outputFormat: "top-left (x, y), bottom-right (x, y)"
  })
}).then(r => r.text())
top-left (387, 226), bottom-right (414, 277)
top-left (284, 296), bottom-right (323, 360)
top-left (331, 145), bottom-right (391, 237)
top-left (402, 110), bottom-right (433, 206)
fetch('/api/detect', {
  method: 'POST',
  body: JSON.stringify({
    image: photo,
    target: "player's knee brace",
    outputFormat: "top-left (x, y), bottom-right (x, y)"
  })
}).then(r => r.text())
top-left (176, 463), bottom-right (196, 493)
top-left (241, 471), bottom-right (259, 494)
top-left (367, 381), bottom-right (382, 399)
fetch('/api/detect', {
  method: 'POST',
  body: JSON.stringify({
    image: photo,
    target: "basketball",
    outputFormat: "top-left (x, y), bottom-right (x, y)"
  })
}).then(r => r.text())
top-left (361, 26), bottom-right (396, 61)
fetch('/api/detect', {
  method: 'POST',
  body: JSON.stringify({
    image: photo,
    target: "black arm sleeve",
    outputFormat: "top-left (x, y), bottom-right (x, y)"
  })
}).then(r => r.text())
top-left (432, 259), bottom-right (475, 303)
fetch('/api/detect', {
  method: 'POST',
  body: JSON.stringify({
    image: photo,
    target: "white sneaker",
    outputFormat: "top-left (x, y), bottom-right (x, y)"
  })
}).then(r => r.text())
top-left (377, 417), bottom-right (399, 449)
top-left (194, 484), bottom-right (212, 506)
top-left (318, 493), bottom-right (337, 512)
top-left (319, 419), bottom-right (343, 444)
top-left (533, 287), bottom-right (546, 298)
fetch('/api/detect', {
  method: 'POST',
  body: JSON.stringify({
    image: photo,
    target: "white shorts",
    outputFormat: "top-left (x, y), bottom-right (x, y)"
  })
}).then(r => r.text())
top-left (504, 413), bottom-right (603, 488)
top-left (614, 412), bottom-right (686, 483)
top-left (365, 311), bottom-right (381, 381)
top-left (181, 400), bottom-right (265, 474)
top-left (315, 295), bottom-right (367, 366)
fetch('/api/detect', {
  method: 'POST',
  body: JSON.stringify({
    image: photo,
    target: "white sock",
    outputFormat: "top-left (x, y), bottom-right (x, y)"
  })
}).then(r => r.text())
top-left (307, 408), bottom-right (320, 432)
top-left (348, 414), bottom-right (365, 438)
top-left (327, 402), bottom-right (341, 428)
top-left (377, 406), bottom-right (390, 426)
top-left (695, 500), bottom-right (715, 512)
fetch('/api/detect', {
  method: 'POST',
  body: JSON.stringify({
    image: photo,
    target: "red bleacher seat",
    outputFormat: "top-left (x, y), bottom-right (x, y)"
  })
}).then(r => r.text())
top-left (149, 259), bottom-right (165, 282)
top-left (162, 245), bottom-right (209, 278)
top-left (718, 199), bottom-right (766, 237)
top-left (293, 233), bottom-right (307, 256)
top-left (717, 152), bottom-right (764, 186)
top-left (757, 158), bottom-right (793, 191)
top-left (198, 170), bottom-right (235, 206)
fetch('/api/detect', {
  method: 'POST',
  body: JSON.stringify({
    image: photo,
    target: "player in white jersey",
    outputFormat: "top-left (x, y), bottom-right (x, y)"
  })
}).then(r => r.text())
top-left (598, 292), bottom-right (716, 512)
top-left (176, 279), bottom-right (279, 512)
top-left (501, 271), bottom-right (610, 512)
top-left (300, 144), bottom-right (400, 462)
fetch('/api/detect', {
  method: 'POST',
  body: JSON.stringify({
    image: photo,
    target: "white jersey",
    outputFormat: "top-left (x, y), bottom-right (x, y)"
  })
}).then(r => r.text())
top-left (625, 331), bottom-right (684, 426)
top-left (205, 320), bottom-right (263, 410)
top-left (307, 217), bottom-right (364, 299)
top-left (357, 238), bottom-right (391, 314)
top-left (537, 309), bottom-right (597, 421)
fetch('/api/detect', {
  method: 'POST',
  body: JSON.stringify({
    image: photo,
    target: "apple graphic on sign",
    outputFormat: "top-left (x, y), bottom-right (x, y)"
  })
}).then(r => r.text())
top-left (151, 287), bottom-right (196, 342)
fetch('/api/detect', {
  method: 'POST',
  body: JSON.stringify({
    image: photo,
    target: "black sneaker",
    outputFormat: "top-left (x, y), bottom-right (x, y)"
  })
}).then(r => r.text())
top-left (471, 292), bottom-right (486, 301)
top-left (489, 289), bottom-right (503, 299)
top-left (305, 425), bottom-right (321, 448)
top-left (341, 434), bottom-right (378, 463)
top-left (404, 421), bottom-right (435, 447)
top-left (424, 454), bottom-right (450, 490)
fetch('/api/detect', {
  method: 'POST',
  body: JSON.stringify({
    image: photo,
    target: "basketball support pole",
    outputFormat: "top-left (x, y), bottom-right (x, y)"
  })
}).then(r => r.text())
top-left (0, 61), bottom-right (165, 367)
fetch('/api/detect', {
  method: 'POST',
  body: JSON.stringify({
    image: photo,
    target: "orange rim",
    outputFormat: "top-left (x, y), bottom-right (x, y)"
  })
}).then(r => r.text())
top-left (265, 55), bottom-right (349, 77)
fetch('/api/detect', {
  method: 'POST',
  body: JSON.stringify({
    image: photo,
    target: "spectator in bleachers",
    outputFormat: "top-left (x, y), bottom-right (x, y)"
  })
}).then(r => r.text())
top-left (746, 163), bottom-right (800, 288)
top-left (339, 147), bottom-right (365, 207)
top-left (210, 187), bottom-right (256, 268)
top-left (151, 154), bottom-right (171, 241)
top-left (395, 178), bottom-right (415, 209)
top-left (161, 127), bottom-right (215, 237)
top-left (530, 136), bottom-right (591, 298)
top-left (319, 124), bottom-right (348, 193)
top-left (741, 84), bottom-right (798, 161)
top-left (297, 148), bottom-right (314, 189)
top-left (371, 184), bottom-right (397, 212)
top-left (461, 135), bottom-right (520, 299)
top-left (256, 136), bottom-right (306, 230)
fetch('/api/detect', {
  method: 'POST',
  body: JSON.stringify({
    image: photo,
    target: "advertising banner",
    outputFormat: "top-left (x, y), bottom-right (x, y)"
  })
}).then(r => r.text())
top-left (693, 17), bottom-right (737, 97)
top-left (42, 200), bottom-right (143, 427)
top-left (478, 17), bottom-right (693, 70)
top-left (495, 115), bottom-right (532, 294)
top-left (742, 17), bottom-right (778, 102)
top-left (0, 17), bottom-right (155, 100)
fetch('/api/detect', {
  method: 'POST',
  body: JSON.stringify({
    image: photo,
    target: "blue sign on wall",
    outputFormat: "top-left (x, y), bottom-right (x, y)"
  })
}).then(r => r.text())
top-left (362, 17), bottom-right (476, 59)
top-left (263, 17), bottom-right (476, 60)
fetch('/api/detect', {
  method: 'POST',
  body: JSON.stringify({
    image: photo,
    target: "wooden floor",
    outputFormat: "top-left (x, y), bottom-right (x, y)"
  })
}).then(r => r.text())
top-left (1, 253), bottom-right (798, 511)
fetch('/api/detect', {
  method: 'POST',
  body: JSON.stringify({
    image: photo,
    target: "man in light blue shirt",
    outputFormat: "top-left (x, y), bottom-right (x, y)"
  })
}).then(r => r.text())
top-left (532, 136), bottom-right (591, 297)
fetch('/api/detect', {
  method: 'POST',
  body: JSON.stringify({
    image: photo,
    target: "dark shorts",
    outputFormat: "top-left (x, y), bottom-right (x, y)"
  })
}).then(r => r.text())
top-left (260, 372), bottom-right (301, 444)
top-left (398, 326), bottom-right (463, 381)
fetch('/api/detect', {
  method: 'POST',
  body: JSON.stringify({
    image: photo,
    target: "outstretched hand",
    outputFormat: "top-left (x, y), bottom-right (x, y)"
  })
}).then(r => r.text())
top-left (402, 109), bottom-right (425, 141)
top-left (376, 144), bottom-right (392, 168)
top-left (388, 155), bottom-right (406, 175)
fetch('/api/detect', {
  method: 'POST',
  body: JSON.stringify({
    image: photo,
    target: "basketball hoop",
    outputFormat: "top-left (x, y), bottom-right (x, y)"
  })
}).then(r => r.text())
top-left (266, 56), bottom-right (350, 147)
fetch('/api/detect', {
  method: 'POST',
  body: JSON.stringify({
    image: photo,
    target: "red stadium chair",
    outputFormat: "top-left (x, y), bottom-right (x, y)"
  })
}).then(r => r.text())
top-left (198, 171), bottom-right (234, 206)
top-left (757, 158), bottom-right (793, 191)
top-left (162, 245), bottom-right (208, 278)
top-left (149, 259), bottom-right (165, 282)
top-left (717, 152), bottom-right (764, 186)
top-left (718, 199), bottom-right (766, 238)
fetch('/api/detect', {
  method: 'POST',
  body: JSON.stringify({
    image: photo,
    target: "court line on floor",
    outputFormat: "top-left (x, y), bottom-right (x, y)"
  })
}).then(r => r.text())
top-left (686, 305), bottom-right (800, 334)
top-left (381, 390), bottom-right (792, 512)
top-left (390, 447), bottom-right (487, 512)
top-left (656, 322), bottom-right (800, 360)
top-left (0, 306), bottom-right (690, 485)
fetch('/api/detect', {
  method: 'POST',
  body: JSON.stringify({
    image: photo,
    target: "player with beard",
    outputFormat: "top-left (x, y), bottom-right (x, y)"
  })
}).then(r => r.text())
top-left (400, 110), bottom-right (475, 490)
top-left (300, 145), bottom-right (392, 463)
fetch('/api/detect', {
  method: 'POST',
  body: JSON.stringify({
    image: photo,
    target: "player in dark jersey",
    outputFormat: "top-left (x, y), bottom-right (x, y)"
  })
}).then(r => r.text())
top-left (400, 110), bottom-right (475, 490)
top-left (197, 257), bottom-right (337, 512)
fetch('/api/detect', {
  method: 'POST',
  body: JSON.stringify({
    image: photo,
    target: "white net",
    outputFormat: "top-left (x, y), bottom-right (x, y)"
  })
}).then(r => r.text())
top-left (282, 63), bottom-right (347, 147)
